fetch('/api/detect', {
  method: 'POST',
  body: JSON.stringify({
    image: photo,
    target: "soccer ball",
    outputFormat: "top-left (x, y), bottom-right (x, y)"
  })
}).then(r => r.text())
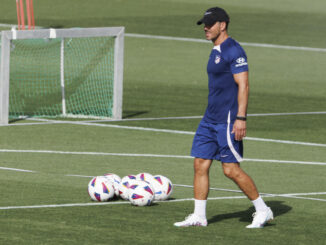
top-left (128, 180), bottom-right (155, 206)
top-left (136, 172), bottom-right (155, 184)
top-left (103, 173), bottom-right (121, 196)
top-left (151, 175), bottom-right (173, 201)
top-left (119, 175), bottom-right (137, 200)
top-left (88, 176), bottom-right (115, 202)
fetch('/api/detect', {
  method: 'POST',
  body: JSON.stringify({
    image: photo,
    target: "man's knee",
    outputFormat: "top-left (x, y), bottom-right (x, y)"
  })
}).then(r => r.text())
top-left (194, 158), bottom-right (212, 175)
top-left (223, 164), bottom-right (241, 180)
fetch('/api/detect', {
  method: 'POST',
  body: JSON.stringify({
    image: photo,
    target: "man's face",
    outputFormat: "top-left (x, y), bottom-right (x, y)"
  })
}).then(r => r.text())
top-left (204, 22), bottom-right (222, 41)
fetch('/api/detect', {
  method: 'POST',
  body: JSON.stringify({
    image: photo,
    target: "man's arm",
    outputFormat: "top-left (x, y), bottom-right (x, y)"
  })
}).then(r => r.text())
top-left (232, 71), bottom-right (249, 141)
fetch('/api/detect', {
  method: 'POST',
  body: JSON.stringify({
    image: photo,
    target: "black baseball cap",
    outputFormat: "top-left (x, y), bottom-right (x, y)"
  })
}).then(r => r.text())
top-left (197, 7), bottom-right (230, 26)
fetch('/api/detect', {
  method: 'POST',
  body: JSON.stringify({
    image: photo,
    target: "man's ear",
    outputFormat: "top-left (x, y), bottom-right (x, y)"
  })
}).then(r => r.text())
top-left (220, 22), bottom-right (227, 31)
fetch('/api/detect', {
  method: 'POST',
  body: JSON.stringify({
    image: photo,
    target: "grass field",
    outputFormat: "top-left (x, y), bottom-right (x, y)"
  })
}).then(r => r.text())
top-left (0, 0), bottom-right (326, 244)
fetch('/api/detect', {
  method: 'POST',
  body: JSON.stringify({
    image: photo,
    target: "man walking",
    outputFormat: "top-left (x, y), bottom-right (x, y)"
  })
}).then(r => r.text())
top-left (174, 7), bottom-right (273, 228)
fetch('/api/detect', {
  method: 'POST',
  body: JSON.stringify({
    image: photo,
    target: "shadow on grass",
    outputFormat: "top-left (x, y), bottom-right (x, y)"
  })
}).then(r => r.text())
top-left (123, 110), bottom-right (149, 119)
top-left (9, 118), bottom-right (26, 124)
top-left (208, 200), bottom-right (292, 226)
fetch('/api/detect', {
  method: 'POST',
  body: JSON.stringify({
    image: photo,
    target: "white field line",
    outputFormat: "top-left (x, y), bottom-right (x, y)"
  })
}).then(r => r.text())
top-left (48, 120), bottom-right (198, 134)
top-left (0, 149), bottom-right (326, 165)
top-left (163, 195), bottom-right (325, 202)
top-left (79, 111), bottom-right (326, 123)
top-left (0, 201), bottom-right (130, 210)
top-left (0, 166), bottom-right (36, 173)
top-left (244, 158), bottom-right (326, 166)
top-left (174, 184), bottom-right (326, 197)
top-left (65, 177), bottom-right (326, 197)
top-left (4, 118), bottom-right (326, 148)
top-left (1, 23), bottom-right (326, 53)
top-left (25, 175), bottom-right (326, 199)
top-left (15, 111), bottom-right (326, 125)
top-left (9, 111), bottom-right (326, 125)
top-left (277, 192), bottom-right (326, 196)
top-left (175, 184), bottom-right (326, 202)
top-left (0, 149), bottom-right (193, 159)
top-left (125, 33), bottom-right (326, 53)
top-left (1, 192), bottom-right (325, 210)
top-left (240, 42), bottom-right (326, 53)
top-left (84, 115), bottom-right (203, 123)
top-left (0, 196), bottom-right (248, 210)
top-left (0, 173), bottom-right (324, 210)
top-left (7, 118), bottom-right (326, 148)
top-left (78, 123), bottom-right (326, 148)
top-left (244, 137), bottom-right (326, 147)
top-left (25, 174), bottom-right (326, 197)
top-left (270, 195), bottom-right (326, 202)
top-left (248, 111), bottom-right (326, 117)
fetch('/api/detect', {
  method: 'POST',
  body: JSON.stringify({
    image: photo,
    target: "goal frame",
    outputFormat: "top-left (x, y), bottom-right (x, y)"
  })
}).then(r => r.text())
top-left (0, 27), bottom-right (124, 125)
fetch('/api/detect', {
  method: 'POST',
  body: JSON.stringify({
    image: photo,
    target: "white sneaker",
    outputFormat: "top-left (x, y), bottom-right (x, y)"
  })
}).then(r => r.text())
top-left (246, 207), bottom-right (274, 228)
top-left (174, 213), bottom-right (208, 227)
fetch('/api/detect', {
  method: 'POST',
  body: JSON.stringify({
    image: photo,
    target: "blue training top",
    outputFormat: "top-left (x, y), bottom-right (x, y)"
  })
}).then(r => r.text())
top-left (203, 37), bottom-right (249, 124)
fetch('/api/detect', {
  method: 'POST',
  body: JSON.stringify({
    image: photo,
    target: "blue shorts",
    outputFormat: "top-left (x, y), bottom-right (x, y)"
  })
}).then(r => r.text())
top-left (191, 120), bottom-right (243, 163)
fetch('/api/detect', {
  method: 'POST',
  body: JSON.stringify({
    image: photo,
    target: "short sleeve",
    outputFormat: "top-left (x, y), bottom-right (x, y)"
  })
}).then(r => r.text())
top-left (229, 46), bottom-right (249, 74)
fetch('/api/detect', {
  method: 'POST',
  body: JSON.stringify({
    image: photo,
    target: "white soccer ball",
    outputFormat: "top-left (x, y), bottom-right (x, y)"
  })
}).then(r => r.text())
top-left (136, 172), bottom-right (155, 184)
top-left (103, 173), bottom-right (121, 196)
top-left (128, 180), bottom-right (155, 206)
top-left (88, 176), bottom-right (115, 202)
top-left (151, 175), bottom-right (173, 201)
top-left (119, 175), bottom-right (137, 200)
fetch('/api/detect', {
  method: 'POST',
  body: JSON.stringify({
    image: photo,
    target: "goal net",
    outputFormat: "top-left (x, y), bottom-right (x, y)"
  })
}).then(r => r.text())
top-left (0, 27), bottom-right (124, 124)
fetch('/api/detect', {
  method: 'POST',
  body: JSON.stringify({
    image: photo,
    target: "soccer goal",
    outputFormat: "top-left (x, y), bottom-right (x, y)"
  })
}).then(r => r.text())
top-left (0, 27), bottom-right (124, 125)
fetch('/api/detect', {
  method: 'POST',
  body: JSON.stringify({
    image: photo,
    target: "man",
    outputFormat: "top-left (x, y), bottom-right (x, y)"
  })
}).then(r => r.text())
top-left (174, 7), bottom-right (273, 228)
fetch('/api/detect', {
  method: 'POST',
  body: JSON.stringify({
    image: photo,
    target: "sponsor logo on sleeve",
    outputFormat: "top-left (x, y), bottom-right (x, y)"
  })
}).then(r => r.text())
top-left (235, 57), bottom-right (248, 67)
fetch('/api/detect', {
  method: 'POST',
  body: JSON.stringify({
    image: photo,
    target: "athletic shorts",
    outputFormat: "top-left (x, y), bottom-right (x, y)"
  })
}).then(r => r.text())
top-left (191, 120), bottom-right (243, 163)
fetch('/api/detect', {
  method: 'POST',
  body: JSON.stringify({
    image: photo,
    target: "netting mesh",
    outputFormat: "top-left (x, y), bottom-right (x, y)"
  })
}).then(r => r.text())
top-left (9, 36), bottom-right (115, 119)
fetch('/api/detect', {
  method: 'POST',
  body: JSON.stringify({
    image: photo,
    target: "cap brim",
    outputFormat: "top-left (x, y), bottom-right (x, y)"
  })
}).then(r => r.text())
top-left (197, 18), bottom-right (204, 25)
top-left (197, 16), bottom-right (218, 26)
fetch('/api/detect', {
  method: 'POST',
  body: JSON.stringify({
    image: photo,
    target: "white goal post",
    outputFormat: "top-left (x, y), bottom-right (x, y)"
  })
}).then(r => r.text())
top-left (0, 27), bottom-right (124, 125)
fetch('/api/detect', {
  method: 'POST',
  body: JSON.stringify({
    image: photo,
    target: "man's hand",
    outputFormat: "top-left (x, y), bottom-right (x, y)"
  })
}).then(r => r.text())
top-left (232, 120), bottom-right (246, 141)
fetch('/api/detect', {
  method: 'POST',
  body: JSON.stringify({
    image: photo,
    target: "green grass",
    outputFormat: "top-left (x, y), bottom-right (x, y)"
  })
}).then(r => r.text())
top-left (0, 124), bottom-right (325, 244)
top-left (2, 0), bottom-right (326, 47)
top-left (0, 0), bottom-right (326, 244)
top-left (1, 198), bottom-right (325, 245)
top-left (123, 36), bottom-right (326, 118)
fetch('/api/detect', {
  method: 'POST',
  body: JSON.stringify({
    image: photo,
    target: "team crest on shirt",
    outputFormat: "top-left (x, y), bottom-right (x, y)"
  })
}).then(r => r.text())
top-left (215, 55), bottom-right (221, 64)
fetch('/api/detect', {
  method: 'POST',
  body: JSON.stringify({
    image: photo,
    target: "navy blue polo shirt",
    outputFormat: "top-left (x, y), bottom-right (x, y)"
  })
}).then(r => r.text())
top-left (203, 37), bottom-right (249, 124)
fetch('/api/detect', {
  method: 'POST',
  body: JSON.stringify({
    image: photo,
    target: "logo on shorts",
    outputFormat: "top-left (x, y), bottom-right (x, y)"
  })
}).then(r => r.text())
top-left (221, 155), bottom-right (229, 158)
top-left (215, 55), bottom-right (221, 64)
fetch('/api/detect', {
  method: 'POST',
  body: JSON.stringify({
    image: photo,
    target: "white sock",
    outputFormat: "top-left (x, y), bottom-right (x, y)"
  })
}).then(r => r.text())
top-left (252, 196), bottom-right (268, 212)
top-left (194, 199), bottom-right (207, 219)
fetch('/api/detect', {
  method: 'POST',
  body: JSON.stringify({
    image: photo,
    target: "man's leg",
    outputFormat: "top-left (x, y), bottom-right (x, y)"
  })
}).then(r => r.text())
top-left (222, 162), bottom-right (258, 200)
top-left (174, 158), bottom-right (212, 227)
top-left (193, 158), bottom-right (212, 220)
top-left (194, 158), bottom-right (213, 200)
top-left (222, 163), bottom-right (273, 228)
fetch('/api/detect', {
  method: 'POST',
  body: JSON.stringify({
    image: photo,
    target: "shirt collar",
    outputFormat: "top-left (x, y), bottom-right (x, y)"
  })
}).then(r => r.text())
top-left (213, 45), bottom-right (221, 52)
